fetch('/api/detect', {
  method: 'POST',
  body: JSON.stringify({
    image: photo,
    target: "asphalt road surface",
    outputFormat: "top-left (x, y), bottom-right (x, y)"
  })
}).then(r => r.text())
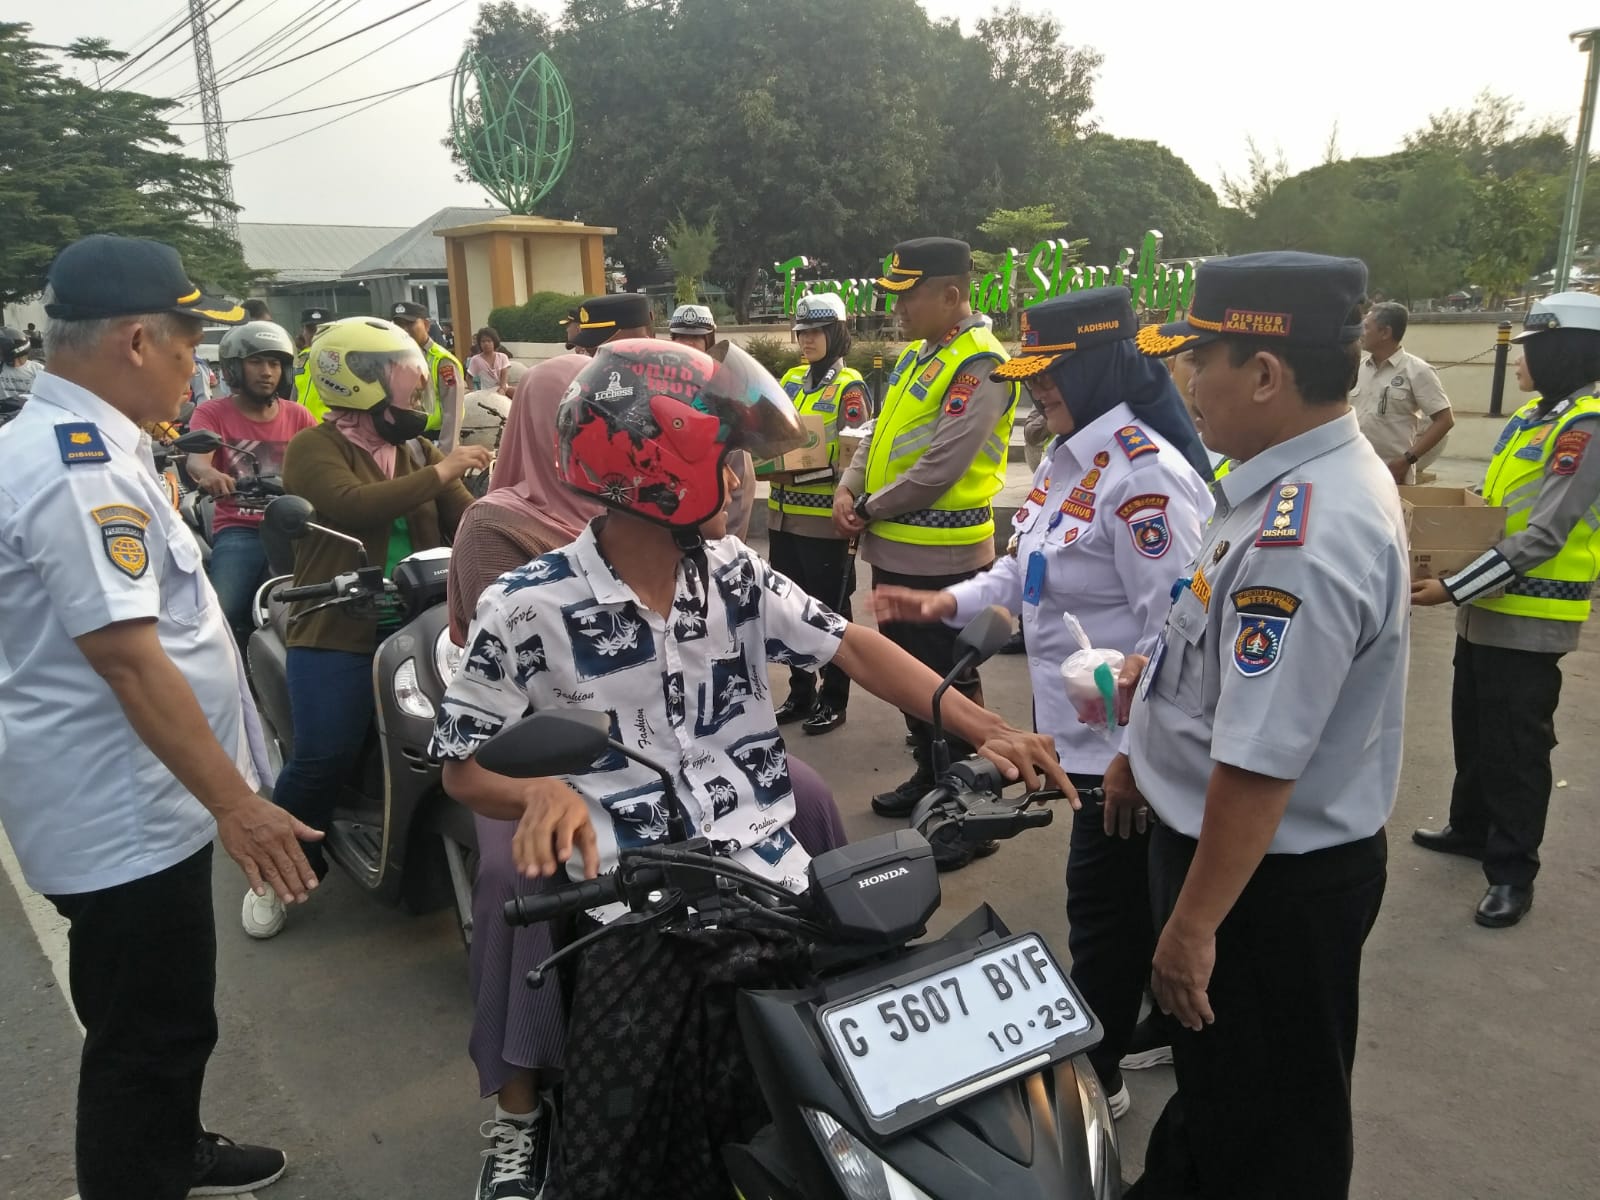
top-left (5, 588), bottom-right (1599, 1199)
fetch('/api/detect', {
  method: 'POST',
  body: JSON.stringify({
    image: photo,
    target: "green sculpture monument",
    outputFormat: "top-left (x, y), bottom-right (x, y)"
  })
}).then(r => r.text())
top-left (449, 47), bottom-right (574, 214)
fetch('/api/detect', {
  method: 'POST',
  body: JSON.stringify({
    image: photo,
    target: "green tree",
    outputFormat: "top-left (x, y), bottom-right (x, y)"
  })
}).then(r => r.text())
top-left (1466, 171), bottom-right (1554, 306)
top-left (1063, 135), bottom-right (1222, 264)
top-left (972, 204), bottom-right (1065, 277)
top-left (664, 213), bottom-right (717, 304)
top-left (0, 23), bottom-right (251, 308)
top-left (974, 4), bottom-right (1101, 138)
top-left (1405, 89), bottom-right (1569, 179)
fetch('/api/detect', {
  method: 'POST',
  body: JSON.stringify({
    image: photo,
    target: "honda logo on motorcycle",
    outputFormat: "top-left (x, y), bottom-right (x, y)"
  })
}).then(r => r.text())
top-left (857, 867), bottom-right (910, 890)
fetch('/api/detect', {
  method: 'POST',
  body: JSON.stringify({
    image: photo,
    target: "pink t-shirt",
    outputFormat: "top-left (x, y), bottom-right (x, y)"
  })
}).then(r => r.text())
top-left (467, 350), bottom-right (509, 392)
top-left (189, 398), bottom-right (318, 532)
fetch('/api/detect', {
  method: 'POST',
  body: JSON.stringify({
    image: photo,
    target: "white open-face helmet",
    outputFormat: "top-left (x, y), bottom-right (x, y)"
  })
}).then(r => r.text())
top-left (791, 291), bottom-right (848, 332)
top-left (668, 303), bottom-right (716, 336)
top-left (1514, 291), bottom-right (1600, 342)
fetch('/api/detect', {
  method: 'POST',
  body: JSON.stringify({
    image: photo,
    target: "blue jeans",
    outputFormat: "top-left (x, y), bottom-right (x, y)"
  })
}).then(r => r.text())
top-left (206, 526), bottom-right (269, 647)
top-left (271, 647), bottom-right (374, 875)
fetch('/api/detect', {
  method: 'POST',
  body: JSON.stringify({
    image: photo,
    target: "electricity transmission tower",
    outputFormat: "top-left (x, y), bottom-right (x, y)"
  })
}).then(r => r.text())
top-left (189, 0), bottom-right (239, 242)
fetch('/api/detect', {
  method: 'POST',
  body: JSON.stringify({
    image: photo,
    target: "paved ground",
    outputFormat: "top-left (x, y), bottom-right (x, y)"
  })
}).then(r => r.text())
top-left (5, 541), bottom-right (1599, 1199)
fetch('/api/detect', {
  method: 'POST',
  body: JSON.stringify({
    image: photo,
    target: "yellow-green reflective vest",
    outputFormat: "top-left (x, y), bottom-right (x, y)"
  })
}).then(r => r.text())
top-left (423, 341), bottom-right (463, 434)
top-left (863, 326), bottom-right (1017, 546)
top-left (768, 363), bottom-right (867, 518)
top-left (292, 349), bottom-right (327, 421)
top-left (1474, 393), bottom-right (1600, 621)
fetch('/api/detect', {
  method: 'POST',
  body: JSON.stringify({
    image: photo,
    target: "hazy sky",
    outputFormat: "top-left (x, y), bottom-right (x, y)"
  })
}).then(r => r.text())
top-left (29, 1), bottom-right (1600, 229)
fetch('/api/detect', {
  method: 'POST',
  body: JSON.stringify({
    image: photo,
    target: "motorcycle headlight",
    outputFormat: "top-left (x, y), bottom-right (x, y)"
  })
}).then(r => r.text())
top-left (800, 1108), bottom-right (932, 1200)
top-left (1076, 1064), bottom-right (1123, 1199)
top-left (393, 657), bottom-right (434, 720)
top-left (433, 627), bottom-right (464, 684)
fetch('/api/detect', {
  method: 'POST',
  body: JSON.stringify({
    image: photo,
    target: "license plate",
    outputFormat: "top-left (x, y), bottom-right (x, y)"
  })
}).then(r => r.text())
top-left (817, 933), bottom-right (1099, 1136)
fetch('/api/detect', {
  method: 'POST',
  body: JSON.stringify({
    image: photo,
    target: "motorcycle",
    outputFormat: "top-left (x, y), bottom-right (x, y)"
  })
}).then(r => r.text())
top-left (248, 494), bottom-right (479, 944)
top-left (161, 428), bottom-right (284, 559)
top-left (476, 607), bottom-right (1122, 1199)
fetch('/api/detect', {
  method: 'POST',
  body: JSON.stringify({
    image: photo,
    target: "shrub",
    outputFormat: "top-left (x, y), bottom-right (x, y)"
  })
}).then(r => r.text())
top-left (741, 335), bottom-right (802, 378)
top-left (845, 338), bottom-right (899, 378)
top-left (488, 291), bottom-right (586, 343)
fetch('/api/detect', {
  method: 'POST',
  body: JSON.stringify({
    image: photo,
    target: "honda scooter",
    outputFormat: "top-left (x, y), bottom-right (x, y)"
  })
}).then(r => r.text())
top-left (248, 495), bottom-right (479, 944)
top-left (477, 607), bottom-right (1122, 1199)
top-left (165, 428), bottom-right (283, 559)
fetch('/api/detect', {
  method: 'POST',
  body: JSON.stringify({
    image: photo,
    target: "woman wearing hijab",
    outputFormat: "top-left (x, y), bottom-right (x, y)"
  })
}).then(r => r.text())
top-left (247, 318), bottom-right (491, 939)
top-left (875, 288), bottom-right (1212, 1120)
top-left (446, 356), bottom-right (847, 1200)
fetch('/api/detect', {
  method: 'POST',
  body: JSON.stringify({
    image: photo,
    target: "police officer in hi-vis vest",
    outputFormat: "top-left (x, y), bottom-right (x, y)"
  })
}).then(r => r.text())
top-left (389, 299), bottom-right (465, 452)
top-left (767, 293), bottom-right (872, 736)
top-left (834, 237), bottom-right (1019, 814)
top-left (1412, 292), bottom-right (1600, 928)
top-left (292, 306), bottom-right (330, 417)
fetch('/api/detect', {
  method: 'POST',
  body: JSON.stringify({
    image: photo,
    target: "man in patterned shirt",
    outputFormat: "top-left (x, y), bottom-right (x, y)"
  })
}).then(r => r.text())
top-left (432, 339), bottom-right (1071, 895)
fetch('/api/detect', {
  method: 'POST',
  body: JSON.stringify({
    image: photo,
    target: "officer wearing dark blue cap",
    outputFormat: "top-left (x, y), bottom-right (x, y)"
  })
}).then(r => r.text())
top-left (0, 235), bottom-right (303, 1197)
top-left (572, 292), bottom-right (654, 351)
top-left (1118, 252), bottom-right (1409, 1200)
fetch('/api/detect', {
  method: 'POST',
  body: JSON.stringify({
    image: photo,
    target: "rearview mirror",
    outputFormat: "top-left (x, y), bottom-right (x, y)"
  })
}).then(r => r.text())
top-left (475, 709), bottom-right (614, 778)
top-left (263, 495), bottom-right (315, 541)
top-left (172, 429), bottom-right (223, 455)
top-left (955, 606), bottom-right (1015, 667)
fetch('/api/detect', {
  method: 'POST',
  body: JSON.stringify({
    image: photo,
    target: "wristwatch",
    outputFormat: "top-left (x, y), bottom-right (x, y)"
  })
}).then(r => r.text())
top-left (853, 492), bottom-right (873, 522)
top-left (1403, 450), bottom-right (1419, 466)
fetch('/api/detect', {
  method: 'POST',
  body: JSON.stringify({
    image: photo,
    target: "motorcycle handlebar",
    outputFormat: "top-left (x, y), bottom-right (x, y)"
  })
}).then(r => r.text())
top-left (503, 872), bottom-right (624, 926)
top-left (275, 582), bottom-right (340, 602)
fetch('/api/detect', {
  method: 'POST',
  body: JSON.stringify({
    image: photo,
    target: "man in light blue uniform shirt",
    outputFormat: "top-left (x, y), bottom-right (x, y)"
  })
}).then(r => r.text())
top-left (0, 236), bottom-right (319, 1199)
top-left (1117, 253), bottom-right (1409, 1200)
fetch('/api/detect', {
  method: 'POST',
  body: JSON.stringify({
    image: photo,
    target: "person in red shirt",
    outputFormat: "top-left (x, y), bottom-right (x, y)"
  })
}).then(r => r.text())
top-left (187, 321), bottom-right (317, 645)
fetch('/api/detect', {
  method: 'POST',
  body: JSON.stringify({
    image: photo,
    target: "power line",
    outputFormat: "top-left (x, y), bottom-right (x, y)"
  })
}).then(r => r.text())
top-left (167, 70), bottom-right (452, 124)
top-left (130, 0), bottom-right (303, 94)
top-left (117, 0), bottom-right (247, 93)
top-left (228, 0), bottom-right (470, 125)
top-left (169, 0), bottom-right (355, 108)
top-left (95, 0), bottom-right (224, 90)
top-left (231, 71), bottom-right (451, 160)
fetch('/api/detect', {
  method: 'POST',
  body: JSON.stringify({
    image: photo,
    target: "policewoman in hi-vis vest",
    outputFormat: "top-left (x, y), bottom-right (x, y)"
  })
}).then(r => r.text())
top-left (834, 237), bottom-right (1019, 817)
top-left (766, 293), bottom-right (872, 735)
top-left (389, 300), bottom-right (465, 452)
top-left (1412, 292), bottom-right (1600, 929)
top-left (875, 288), bottom-right (1213, 1115)
top-left (292, 306), bottom-right (331, 419)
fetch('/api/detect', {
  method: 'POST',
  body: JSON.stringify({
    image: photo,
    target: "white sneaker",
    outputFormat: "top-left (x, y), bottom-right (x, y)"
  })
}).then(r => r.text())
top-left (1108, 1081), bottom-right (1131, 1120)
top-left (241, 888), bottom-right (287, 939)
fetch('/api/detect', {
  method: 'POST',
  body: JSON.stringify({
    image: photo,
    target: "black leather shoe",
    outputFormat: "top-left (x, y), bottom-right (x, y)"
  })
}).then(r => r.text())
top-left (1475, 884), bottom-right (1533, 928)
top-left (801, 704), bottom-right (846, 735)
top-left (873, 769), bottom-right (934, 817)
top-left (1412, 825), bottom-right (1486, 860)
top-left (774, 693), bottom-right (816, 724)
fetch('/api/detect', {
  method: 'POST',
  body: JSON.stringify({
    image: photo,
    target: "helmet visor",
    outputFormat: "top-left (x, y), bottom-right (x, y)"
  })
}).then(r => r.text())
top-left (345, 345), bottom-right (429, 412)
top-left (704, 341), bottom-right (806, 459)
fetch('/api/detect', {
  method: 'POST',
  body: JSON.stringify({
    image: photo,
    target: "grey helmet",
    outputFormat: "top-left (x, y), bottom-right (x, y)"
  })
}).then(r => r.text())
top-left (219, 320), bottom-right (296, 397)
top-left (0, 326), bottom-right (26, 365)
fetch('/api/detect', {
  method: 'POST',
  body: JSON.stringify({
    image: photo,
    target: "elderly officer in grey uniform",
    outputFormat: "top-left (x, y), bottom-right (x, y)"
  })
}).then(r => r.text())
top-left (0, 236), bottom-right (319, 1200)
top-left (1114, 253), bottom-right (1409, 1200)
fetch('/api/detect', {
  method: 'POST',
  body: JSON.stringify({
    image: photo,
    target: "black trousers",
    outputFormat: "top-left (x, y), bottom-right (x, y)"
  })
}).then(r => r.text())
top-left (870, 564), bottom-right (987, 758)
top-left (1063, 774), bottom-right (1154, 1090)
top-left (47, 844), bottom-right (218, 1200)
top-left (767, 528), bottom-right (855, 709)
top-left (1448, 635), bottom-right (1564, 888)
top-left (1128, 825), bottom-right (1387, 1200)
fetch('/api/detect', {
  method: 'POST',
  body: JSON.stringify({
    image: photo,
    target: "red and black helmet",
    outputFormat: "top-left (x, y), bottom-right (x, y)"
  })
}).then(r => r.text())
top-left (557, 338), bottom-right (804, 529)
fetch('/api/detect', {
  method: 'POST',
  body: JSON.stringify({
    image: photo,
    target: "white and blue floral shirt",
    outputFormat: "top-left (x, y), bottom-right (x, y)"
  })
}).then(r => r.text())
top-left (431, 521), bottom-right (846, 897)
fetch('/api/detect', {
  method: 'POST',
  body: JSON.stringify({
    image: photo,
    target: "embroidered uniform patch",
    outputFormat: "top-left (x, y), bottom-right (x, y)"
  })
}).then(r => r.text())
top-left (1115, 425), bottom-right (1158, 460)
top-left (822, 383), bottom-right (839, 400)
top-left (944, 372), bottom-right (979, 415)
top-left (1079, 468), bottom-right (1101, 490)
top-left (56, 423), bottom-right (110, 465)
top-left (91, 503), bottom-right (153, 580)
top-left (1256, 483), bottom-right (1310, 547)
top-left (1058, 527), bottom-right (1080, 547)
top-left (1551, 428), bottom-right (1591, 475)
top-left (1116, 493), bottom-right (1172, 559)
top-left (1058, 496), bottom-right (1095, 522)
top-left (1093, 450), bottom-right (1111, 468)
top-left (1191, 562), bottom-right (1212, 610)
top-left (1230, 586), bottom-right (1301, 677)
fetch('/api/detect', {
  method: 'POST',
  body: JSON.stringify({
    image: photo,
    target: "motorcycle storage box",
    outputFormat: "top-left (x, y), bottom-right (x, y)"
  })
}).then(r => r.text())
top-left (393, 552), bottom-right (450, 622)
top-left (808, 830), bottom-right (939, 944)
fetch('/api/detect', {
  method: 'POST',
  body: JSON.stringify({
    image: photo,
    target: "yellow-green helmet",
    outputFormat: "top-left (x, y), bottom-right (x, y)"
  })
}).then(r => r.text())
top-left (307, 317), bottom-right (430, 413)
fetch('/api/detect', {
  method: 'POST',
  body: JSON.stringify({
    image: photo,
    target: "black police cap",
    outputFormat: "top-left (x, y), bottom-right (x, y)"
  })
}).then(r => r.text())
top-left (300, 307), bottom-right (330, 326)
top-left (876, 237), bottom-right (973, 293)
top-left (44, 234), bottom-right (245, 325)
top-left (993, 287), bottom-right (1138, 381)
top-left (1136, 251), bottom-right (1368, 357)
top-left (389, 300), bottom-right (431, 322)
top-left (572, 293), bottom-right (653, 348)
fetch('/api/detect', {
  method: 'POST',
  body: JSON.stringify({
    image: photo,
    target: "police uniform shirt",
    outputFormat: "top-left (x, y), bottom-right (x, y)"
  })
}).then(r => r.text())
top-left (944, 405), bottom-right (1212, 774)
top-left (430, 525), bottom-right (846, 917)
top-left (0, 373), bottom-right (258, 895)
top-left (1127, 411), bottom-right (1410, 853)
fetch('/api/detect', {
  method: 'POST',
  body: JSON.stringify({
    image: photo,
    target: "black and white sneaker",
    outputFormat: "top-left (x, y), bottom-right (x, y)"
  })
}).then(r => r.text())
top-left (477, 1100), bottom-right (554, 1200)
top-left (1119, 1014), bottom-right (1175, 1071)
top-left (189, 1131), bottom-right (286, 1195)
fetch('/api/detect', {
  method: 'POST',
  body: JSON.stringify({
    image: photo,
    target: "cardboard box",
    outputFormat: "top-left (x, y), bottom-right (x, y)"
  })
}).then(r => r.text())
top-left (1399, 487), bottom-right (1506, 580)
top-left (838, 425), bottom-right (870, 471)
top-left (754, 411), bottom-right (833, 477)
